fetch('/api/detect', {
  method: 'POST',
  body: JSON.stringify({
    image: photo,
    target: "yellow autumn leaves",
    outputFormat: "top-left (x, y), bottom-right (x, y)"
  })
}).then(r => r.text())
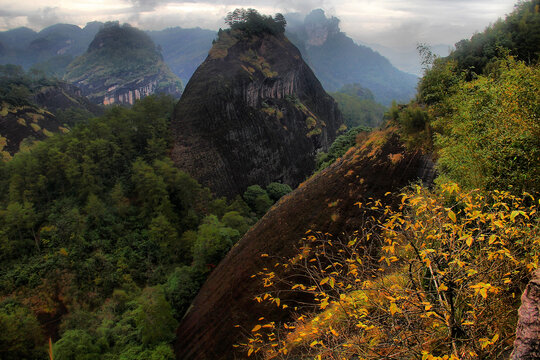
top-left (239, 183), bottom-right (539, 359)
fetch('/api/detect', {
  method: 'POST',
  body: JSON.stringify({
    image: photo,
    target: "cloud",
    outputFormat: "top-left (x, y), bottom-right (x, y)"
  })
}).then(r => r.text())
top-left (26, 7), bottom-right (63, 29)
top-left (130, 0), bottom-right (162, 12)
top-left (0, 0), bottom-right (517, 52)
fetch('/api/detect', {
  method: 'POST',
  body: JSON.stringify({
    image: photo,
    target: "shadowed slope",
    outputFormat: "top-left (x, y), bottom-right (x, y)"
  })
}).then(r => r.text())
top-left (174, 128), bottom-right (435, 359)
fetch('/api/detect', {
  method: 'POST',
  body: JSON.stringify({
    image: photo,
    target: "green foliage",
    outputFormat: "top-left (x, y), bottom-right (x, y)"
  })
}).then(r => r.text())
top-left (243, 184), bottom-right (286, 217)
top-left (0, 64), bottom-right (56, 106)
top-left (449, 0), bottom-right (540, 78)
top-left (164, 266), bottom-right (202, 319)
top-left (192, 215), bottom-right (240, 269)
top-left (330, 88), bottom-right (386, 129)
top-left (243, 185), bottom-right (268, 209)
top-left (135, 287), bottom-right (178, 346)
top-left (54, 330), bottom-right (101, 360)
top-left (253, 193), bottom-right (273, 217)
top-left (0, 94), bottom-right (256, 359)
top-left (0, 300), bottom-right (46, 360)
top-left (225, 8), bottom-right (286, 36)
top-left (266, 182), bottom-right (292, 202)
top-left (434, 57), bottom-right (540, 193)
top-left (336, 83), bottom-right (376, 100)
top-left (222, 211), bottom-right (252, 236)
top-left (417, 58), bottom-right (462, 106)
top-left (387, 103), bottom-right (433, 151)
top-left (316, 126), bottom-right (371, 171)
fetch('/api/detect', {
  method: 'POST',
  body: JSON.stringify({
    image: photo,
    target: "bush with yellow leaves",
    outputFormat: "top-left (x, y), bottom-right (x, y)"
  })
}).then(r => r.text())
top-left (239, 183), bottom-right (539, 359)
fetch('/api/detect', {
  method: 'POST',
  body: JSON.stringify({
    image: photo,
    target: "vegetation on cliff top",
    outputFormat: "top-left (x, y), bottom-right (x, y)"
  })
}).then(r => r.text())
top-left (224, 8), bottom-right (287, 37)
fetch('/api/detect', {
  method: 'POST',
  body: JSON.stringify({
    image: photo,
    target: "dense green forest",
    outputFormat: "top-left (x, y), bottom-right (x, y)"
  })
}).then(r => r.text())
top-left (330, 84), bottom-right (386, 129)
top-left (0, 95), bottom-right (290, 359)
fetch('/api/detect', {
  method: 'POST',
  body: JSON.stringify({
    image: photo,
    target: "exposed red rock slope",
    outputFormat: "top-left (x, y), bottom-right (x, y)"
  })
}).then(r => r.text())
top-left (174, 128), bottom-right (435, 359)
top-left (511, 268), bottom-right (540, 360)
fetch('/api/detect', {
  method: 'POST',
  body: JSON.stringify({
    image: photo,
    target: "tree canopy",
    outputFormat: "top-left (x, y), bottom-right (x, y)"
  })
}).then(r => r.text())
top-left (224, 8), bottom-right (286, 36)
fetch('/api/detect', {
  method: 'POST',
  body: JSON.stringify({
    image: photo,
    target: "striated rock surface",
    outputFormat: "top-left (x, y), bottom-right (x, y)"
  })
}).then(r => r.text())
top-left (170, 29), bottom-right (343, 198)
top-left (511, 269), bottom-right (540, 360)
top-left (174, 127), bottom-right (435, 359)
top-left (64, 22), bottom-right (182, 105)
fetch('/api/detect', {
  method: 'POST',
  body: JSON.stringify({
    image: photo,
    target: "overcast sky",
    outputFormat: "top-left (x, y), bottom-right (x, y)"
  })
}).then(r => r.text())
top-left (0, 0), bottom-right (517, 51)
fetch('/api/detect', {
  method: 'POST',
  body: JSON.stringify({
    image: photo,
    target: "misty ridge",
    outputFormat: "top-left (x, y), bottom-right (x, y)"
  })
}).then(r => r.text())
top-left (0, 1), bottom-right (538, 360)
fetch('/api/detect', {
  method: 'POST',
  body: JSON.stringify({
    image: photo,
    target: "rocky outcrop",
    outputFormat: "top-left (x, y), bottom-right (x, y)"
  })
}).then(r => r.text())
top-left (174, 127), bottom-right (436, 359)
top-left (511, 269), bottom-right (540, 360)
top-left (101, 76), bottom-right (180, 106)
top-left (303, 9), bottom-right (340, 47)
top-left (64, 23), bottom-right (182, 105)
top-left (170, 29), bottom-right (343, 198)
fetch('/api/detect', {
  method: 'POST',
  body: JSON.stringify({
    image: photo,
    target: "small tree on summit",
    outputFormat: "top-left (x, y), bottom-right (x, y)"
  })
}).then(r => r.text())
top-left (224, 8), bottom-right (286, 36)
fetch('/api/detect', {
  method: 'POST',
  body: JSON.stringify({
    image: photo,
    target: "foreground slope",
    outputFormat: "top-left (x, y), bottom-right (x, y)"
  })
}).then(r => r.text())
top-left (171, 24), bottom-right (343, 198)
top-left (64, 22), bottom-right (183, 105)
top-left (175, 127), bottom-right (435, 359)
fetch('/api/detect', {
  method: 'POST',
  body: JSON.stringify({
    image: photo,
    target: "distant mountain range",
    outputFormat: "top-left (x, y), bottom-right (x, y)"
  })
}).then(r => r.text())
top-left (0, 10), bottom-right (419, 106)
top-left (0, 22), bottom-right (214, 85)
top-left (286, 10), bottom-right (418, 105)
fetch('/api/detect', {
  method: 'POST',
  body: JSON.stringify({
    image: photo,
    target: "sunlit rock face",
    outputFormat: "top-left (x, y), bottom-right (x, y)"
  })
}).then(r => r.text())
top-left (511, 269), bottom-right (540, 360)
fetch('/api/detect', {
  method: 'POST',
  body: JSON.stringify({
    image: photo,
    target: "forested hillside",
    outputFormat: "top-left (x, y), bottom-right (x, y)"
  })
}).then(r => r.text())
top-left (0, 65), bottom-right (101, 156)
top-left (286, 9), bottom-right (419, 105)
top-left (0, 94), bottom-right (294, 359)
top-left (330, 84), bottom-right (386, 129)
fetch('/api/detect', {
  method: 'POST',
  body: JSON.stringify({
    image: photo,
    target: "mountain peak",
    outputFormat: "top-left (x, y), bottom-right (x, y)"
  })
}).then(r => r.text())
top-left (87, 22), bottom-right (155, 53)
top-left (304, 9), bottom-right (340, 46)
top-left (171, 20), bottom-right (343, 197)
top-left (64, 23), bottom-right (182, 105)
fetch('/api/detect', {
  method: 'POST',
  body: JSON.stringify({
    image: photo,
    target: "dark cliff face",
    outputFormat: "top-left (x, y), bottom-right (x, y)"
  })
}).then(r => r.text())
top-left (170, 30), bottom-right (343, 198)
top-left (64, 23), bottom-right (183, 106)
top-left (174, 127), bottom-right (436, 359)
